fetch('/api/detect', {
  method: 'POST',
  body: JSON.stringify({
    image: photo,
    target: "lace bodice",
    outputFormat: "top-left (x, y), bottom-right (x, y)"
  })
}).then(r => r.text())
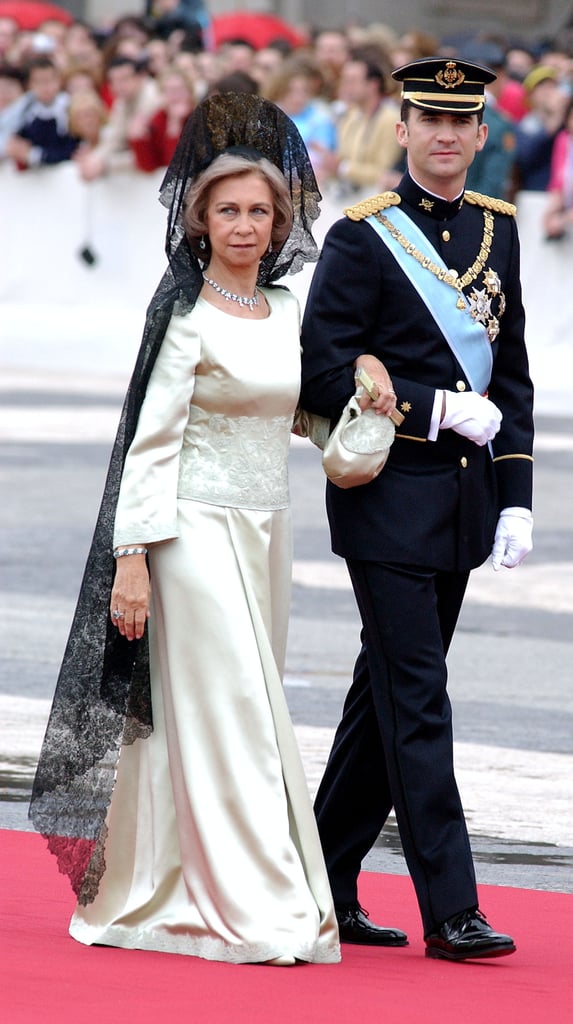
top-left (178, 409), bottom-right (293, 509)
top-left (114, 288), bottom-right (301, 544)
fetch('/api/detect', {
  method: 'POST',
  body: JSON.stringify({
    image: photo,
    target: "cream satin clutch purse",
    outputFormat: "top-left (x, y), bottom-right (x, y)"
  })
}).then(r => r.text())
top-left (294, 367), bottom-right (404, 489)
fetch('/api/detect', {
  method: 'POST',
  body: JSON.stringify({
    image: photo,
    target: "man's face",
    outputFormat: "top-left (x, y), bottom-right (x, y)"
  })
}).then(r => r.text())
top-left (396, 107), bottom-right (487, 191)
top-left (314, 31), bottom-right (348, 71)
top-left (0, 17), bottom-right (18, 57)
top-left (0, 74), bottom-right (23, 111)
top-left (107, 64), bottom-right (141, 101)
top-left (338, 61), bottom-right (369, 105)
top-left (29, 67), bottom-right (62, 106)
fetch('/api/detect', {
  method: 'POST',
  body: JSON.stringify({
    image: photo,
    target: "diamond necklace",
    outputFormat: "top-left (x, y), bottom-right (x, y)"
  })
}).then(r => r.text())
top-left (202, 273), bottom-right (259, 311)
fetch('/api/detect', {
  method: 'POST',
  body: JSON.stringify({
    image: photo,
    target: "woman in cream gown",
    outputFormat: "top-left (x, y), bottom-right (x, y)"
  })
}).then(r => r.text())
top-left (64, 136), bottom-right (340, 965)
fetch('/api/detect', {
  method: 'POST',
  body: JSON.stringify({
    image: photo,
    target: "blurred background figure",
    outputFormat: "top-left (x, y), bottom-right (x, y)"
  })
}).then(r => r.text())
top-left (0, 14), bottom-right (19, 62)
top-left (207, 69), bottom-right (259, 97)
top-left (543, 96), bottom-right (573, 238)
top-left (251, 43), bottom-right (288, 95)
top-left (144, 36), bottom-right (170, 78)
top-left (129, 63), bottom-right (196, 171)
top-left (511, 64), bottom-right (569, 195)
top-left (265, 54), bottom-right (336, 184)
top-left (461, 41), bottom-right (517, 200)
top-left (348, 22), bottom-right (398, 57)
top-left (75, 55), bottom-right (160, 180)
top-left (0, 62), bottom-right (25, 160)
top-left (177, 46), bottom-right (218, 99)
top-left (68, 87), bottom-right (107, 152)
top-left (312, 27), bottom-right (349, 102)
top-left (61, 20), bottom-right (105, 86)
top-left (0, 61), bottom-right (23, 108)
top-left (63, 64), bottom-right (103, 97)
top-left (215, 38), bottom-right (256, 78)
top-left (505, 44), bottom-right (536, 82)
top-left (99, 15), bottom-right (152, 69)
top-left (145, 0), bottom-right (210, 39)
top-left (5, 55), bottom-right (77, 169)
top-left (390, 28), bottom-right (440, 68)
top-left (538, 43), bottom-right (573, 96)
top-left (326, 44), bottom-right (402, 195)
top-left (498, 44), bottom-right (534, 122)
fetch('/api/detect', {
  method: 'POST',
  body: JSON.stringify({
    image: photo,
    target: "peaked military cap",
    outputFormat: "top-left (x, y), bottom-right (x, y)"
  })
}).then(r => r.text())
top-left (392, 57), bottom-right (496, 113)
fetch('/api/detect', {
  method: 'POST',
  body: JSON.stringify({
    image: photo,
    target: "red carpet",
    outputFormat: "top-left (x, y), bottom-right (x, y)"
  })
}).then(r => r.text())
top-left (1, 829), bottom-right (571, 1023)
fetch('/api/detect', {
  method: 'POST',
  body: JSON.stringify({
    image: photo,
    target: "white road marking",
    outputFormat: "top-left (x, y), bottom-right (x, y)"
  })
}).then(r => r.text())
top-left (4, 695), bottom-right (570, 848)
top-left (1, 378), bottom-right (572, 453)
top-left (0, 406), bottom-right (121, 443)
top-left (292, 559), bottom-right (573, 614)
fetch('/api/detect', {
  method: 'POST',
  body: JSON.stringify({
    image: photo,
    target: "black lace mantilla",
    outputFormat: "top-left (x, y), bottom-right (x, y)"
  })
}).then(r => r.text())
top-left (29, 93), bottom-right (321, 904)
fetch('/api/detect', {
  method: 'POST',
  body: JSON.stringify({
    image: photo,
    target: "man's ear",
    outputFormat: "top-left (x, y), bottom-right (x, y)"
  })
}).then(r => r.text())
top-left (475, 122), bottom-right (488, 153)
top-left (396, 120), bottom-right (408, 149)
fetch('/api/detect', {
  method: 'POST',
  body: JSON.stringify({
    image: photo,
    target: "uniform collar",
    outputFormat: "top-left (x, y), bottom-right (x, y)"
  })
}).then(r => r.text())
top-left (398, 172), bottom-right (465, 220)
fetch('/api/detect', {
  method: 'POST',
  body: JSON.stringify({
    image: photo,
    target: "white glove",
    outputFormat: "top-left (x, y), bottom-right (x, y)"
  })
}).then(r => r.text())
top-left (492, 507), bottom-right (533, 570)
top-left (439, 391), bottom-right (502, 446)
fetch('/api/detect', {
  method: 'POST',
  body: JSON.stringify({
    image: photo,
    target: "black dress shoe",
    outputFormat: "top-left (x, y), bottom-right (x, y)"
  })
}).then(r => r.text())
top-left (425, 909), bottom-right (516, 961)
top-left (336, 905), bottom-right (408, 946)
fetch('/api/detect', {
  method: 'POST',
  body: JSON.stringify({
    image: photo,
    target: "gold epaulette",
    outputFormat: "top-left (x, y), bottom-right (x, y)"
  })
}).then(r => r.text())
top-left (464, 190), bottom-right (516, 217)
top-left (344, 191), bottom-right (401, 222)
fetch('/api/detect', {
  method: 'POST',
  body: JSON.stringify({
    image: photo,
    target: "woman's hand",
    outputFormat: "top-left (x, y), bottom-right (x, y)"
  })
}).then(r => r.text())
top-left (354, 355), bottom-right (397, 417)
top-left (110, 554), bottom-right (151, 641)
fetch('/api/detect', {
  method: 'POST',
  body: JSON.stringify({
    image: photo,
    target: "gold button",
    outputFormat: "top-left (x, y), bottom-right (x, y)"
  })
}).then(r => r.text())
top-left (460, 456), bottom-right (468, 468)
top-left (442, 229), bottom-right (450, 241)
top-left (456, 380), bottom-right (466, 392)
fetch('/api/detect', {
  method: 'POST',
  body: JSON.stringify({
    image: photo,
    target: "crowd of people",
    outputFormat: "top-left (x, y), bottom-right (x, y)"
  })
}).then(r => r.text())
top-left (1, 8), bottom-right (573, 232)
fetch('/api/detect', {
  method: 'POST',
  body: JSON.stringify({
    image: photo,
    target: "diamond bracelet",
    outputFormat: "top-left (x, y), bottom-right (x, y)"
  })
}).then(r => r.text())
top-left (113, 546), bottom-right (148, 559)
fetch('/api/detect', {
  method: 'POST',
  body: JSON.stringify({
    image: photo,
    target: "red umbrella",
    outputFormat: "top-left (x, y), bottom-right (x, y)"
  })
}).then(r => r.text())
top-left (211, 11), bottom-right (306, 51)
top-left (0, 1), bottom-right (73, 30)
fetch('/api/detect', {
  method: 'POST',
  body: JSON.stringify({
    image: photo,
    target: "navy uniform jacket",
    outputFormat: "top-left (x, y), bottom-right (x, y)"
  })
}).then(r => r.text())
top-left (300, 173), bottom-right (534, 573)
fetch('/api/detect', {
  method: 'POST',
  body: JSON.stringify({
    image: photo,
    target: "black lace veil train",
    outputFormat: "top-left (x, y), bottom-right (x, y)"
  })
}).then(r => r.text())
top-left (28, 93), bottom-right (321, 904)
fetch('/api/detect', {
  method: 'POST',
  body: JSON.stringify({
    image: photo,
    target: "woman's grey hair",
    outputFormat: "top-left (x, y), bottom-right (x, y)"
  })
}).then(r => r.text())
top-left (183, 152), bottom-right (294, 259)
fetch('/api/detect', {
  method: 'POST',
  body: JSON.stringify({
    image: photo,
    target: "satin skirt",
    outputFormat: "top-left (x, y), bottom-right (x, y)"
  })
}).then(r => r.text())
top-left (69, 498), bottom-right (340, 964)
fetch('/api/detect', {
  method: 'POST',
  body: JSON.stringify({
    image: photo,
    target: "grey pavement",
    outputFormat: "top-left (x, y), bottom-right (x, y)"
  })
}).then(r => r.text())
top-left (1, 346), bottom-right (572, 900)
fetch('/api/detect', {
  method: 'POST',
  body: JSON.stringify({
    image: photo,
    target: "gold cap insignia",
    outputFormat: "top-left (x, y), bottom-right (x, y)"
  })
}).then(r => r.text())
top-left (435, 62), bottom-right (466, 90)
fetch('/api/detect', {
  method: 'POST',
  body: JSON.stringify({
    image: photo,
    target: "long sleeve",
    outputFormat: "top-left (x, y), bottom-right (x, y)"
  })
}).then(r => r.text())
top-left (337, 103), bottom-right (402, 189)
top-left (487, 217), bottom-right (534, 511)
top-left (113, 312), bottom-right (201, 546)
top-left (300, 217), bottom-right (437, 440)
top-left (129, 109), bottom-right (179, 172)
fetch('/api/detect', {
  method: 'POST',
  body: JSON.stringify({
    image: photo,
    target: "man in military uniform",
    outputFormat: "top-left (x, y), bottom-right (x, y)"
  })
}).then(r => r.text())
top-left (300, 58), bottom-right (534, 961)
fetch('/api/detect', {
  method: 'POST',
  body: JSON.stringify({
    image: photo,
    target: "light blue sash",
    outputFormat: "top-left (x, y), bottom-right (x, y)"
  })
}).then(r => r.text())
top-left (367, 207), bottom-right (493, 395)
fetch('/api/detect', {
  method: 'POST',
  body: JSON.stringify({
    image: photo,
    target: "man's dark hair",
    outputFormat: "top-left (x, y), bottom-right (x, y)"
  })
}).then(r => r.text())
top-left (349, 45), bottom-right (391, 94)
top-left (0, 62), bottom-right (25, 85)
top-left (208, 71), bottom-right (259, 97)
top-left (106, 55), bottom-right (146, 75)
top-left (23, 55), bottom-right (58, 83)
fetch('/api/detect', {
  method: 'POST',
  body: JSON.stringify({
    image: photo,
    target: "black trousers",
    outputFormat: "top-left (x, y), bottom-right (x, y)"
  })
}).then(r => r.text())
top-left (314, 559), bottom-right (479, 936)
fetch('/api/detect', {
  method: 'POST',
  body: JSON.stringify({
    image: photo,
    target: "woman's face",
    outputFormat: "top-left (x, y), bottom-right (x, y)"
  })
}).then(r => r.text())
top-left (205, 171), bottom-right (274, 272)
top-left (161, 72), bottom-right (195, 115)
top-left (72, 104), bottom-right (104, 143)
top-left (280, 75), bottom-right (311, 116)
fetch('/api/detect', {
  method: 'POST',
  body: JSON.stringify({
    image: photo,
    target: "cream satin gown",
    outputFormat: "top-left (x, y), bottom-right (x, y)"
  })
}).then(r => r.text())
top-left (69, 288), bottom-right (340, 965)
